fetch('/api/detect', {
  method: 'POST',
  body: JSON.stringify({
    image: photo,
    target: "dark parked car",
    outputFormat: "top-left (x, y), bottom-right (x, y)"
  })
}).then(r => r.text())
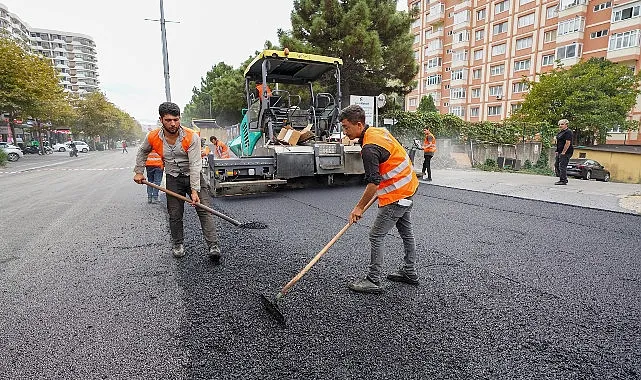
top-left (566, 158), bottom-right (610, 181)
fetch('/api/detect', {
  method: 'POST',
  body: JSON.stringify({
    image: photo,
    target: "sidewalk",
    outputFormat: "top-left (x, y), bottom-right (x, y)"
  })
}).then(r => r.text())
top-left (420, 168), bottom-right (641, 214)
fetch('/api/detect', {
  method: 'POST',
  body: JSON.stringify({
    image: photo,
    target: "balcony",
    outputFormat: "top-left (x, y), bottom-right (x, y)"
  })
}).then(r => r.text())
top-left (607, 45), bottom-right (641, 61)
top-left (454, 0), bottom-right (471, 12)
top-left (449, 97), bottom-right (466, 105)
top-left (556, 30), bottom-right (583, 44)
top-left (558, 0), bottom-right (588, 17)
top-left (425, 4), bottom-right (445, 24)
top-left (424, 65), bottom-right (442, 75)
top-left (424, 82), bottom-right (442, 91)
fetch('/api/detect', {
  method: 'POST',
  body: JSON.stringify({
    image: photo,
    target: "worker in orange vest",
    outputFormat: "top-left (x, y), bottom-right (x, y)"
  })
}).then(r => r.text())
top-left (201, 138), bottom-right (211, 157)
top-left (422, 128), bottom-right (437, 181)
top-left (145, 148), bottom-right (164, 204)
top-left (339, 104), bottom-right (420, 294)
top-left (133, 102), bottom-right (221, 262)
top-left (209, 135), bottom-right (230, 159)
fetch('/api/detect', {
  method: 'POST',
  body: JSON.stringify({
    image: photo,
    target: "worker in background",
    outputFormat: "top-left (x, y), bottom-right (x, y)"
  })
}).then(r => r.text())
top-left (210, 135), bottom-right (230, 159)
top-left (145, 148), bottom-right (164, 204)
top-left (256, 83), bottom-right (272, 102)
top-left (422, 128), bottom-right (436, 181)
top-left (339, 104), bottom-right (420, 294)
top-left (133, 102), bottom-right (221, 262)
top-left (201, 138), bottom-right (211, 157)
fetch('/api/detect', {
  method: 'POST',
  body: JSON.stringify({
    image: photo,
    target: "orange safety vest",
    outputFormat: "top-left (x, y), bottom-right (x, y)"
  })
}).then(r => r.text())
top-left (362, 127), bottom-right (419, 207)
top-left (201, 145), bottom-right (211, 157)
top-left (423, 132), bottom-right (437, 153)
top-left (214, 140), bottom-right (230, 159)
top-left (256, 84), bottom-right (272, 99)
top-left (146, 127), bottom-right (196, 160)
top-left (145, 150), bottom-right (163, 168)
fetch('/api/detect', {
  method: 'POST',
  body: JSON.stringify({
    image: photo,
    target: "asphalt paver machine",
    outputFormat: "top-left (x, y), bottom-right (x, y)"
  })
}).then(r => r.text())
top-left (205, 49), bottom-right (364, 196)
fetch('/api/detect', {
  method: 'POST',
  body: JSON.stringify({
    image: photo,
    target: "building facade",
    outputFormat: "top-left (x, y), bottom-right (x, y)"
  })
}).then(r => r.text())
top-left (0, 3), bottom-right (99, 96)
top-left (406, 0), bottom-right (641, 145)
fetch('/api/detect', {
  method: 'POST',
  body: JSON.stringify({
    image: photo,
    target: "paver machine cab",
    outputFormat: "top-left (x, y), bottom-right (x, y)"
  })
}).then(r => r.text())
top-left (206, 49), bottom-right (364, 195)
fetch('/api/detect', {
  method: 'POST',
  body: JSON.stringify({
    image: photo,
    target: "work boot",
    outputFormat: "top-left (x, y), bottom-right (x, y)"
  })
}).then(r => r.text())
top-left (208, 244), bottom-right (221, 263)
top-left (147, 196), bottom-right (153, 204)
top-left (554, 181), bottom-right (567, 185)
top-left (348, 277), bottom-right (383, 294)
top-left (172, 244), bottom-right (185, 258)
top-left (386, 269), bottom-right (419, 285)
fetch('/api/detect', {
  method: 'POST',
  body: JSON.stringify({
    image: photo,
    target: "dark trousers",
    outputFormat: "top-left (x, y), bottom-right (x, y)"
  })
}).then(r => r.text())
top-left (421, 153), bottom-right (433, 179)
top-left (554, 154), bottom-right (570, 183)
top-left (165, 173), bottom-right (218, 248)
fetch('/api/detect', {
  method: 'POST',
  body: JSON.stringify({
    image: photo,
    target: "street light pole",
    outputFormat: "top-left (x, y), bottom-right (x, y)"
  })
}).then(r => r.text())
top-left (159, 0), bottom-right (171, 102)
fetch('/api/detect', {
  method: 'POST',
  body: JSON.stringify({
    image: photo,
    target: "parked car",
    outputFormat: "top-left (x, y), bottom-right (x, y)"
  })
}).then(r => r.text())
top-left (53, 141), bottom-right (90, 153)
top-left (0, 142), bottom-right (24, 162)
top-left (566, 158), bottom-right (610, 181)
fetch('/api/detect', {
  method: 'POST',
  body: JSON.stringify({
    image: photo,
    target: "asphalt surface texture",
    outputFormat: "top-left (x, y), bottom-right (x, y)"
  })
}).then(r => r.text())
top-left (1, 151), bottom-right (639, 379)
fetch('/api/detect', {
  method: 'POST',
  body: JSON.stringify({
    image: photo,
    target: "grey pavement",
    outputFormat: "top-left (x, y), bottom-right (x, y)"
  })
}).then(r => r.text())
top-left (420, 168), bottom-right (641, 214)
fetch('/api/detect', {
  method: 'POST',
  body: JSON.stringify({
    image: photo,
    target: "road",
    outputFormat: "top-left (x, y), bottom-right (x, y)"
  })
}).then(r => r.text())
top-left (0, 150), bottom-right (639, 379)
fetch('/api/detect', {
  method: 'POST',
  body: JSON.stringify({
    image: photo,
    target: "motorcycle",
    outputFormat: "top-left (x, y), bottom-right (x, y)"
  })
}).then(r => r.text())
top-left (69, 146), bottom-right (78, 157)
top-left (22, 146), bottom-right (41, 155)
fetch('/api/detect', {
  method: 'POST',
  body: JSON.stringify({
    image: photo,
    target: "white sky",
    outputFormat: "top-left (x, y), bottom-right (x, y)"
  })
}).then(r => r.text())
top-left (5, 1), bottom-right (407, 125)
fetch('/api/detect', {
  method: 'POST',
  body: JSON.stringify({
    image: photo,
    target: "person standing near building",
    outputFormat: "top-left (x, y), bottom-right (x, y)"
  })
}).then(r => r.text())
top-left (145, 149), bottom-right (164, 204)
top-left (209, 135), bottom-right (230, 159)
top-left (339, 105), bottom-right (420, 294)
top-left (133, 102), bottom-right (221, 261)
top-left (422, 128), bottom-right (436, 181)
top-left (554, 119), bottom-right (574, 185)
top-left (122, 140), bottom-right (128, 154)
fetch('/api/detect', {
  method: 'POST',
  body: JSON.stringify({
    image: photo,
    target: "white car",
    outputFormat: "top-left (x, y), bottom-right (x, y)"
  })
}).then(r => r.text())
top-left (0, 142), bottom-right (24, 162)
top-left (53, 141), bottom-right (90, 153)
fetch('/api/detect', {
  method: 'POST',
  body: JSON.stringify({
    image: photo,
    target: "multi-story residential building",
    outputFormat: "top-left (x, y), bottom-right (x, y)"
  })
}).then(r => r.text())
top-left (406, 0), bottom-right (641, 145)
top-left (0, 3), bottom-right (99, 96)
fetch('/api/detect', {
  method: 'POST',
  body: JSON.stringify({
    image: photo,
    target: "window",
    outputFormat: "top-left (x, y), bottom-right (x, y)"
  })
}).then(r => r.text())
top-left (426, 74), bottom-right (442, 86)
top-left (520, 0), bottom-right (534, 4)
top-left (473, 68), bottom-right (482, 79)
top-left (450, 87), bottom-right (467, 99)
top-left (475, 29), bottom-right (485, 41)
top-left (590, 30), bottom-right (609, 39)
top-left (558, 17), bottom-right (585, 36)
top-left (562, 0), bottom-right (587, 10)
top-left (452, 50), bottom-right (468, 62)
top-left (451, 68), bottom-right (468, 80)
top-left (477, 8), bottom-right (486, 20)
top-left (413, 34), bottom-right (420, 44)
top-left (493, 21), bottom-right (508, 35)
top-left (471, 88), bottom-right (481, 98)
top-left (448, 30), bottom-right (454, 36)
top-left (409, 98), bottom-right (417, 107)
top-left (514, 59), bottom-right (531, 71)
top-left (489, 85), bottom-right (503, 96)
top-left (495, 0), bottom-right (509, 14)
top-left (556, 43), bottom-right (583, 59)
top-left (492, 43), bottom-right (507, 56)
top-left (516, 36), bottom-right (533, 50)
top-left (518, 14), bottom-right (535, 28)
top-left (443, 102), bottom-right (449, 107)
top-left (470, 107), bottom-right (480, 117)
top-left (547, 5), bottom-right (558, 19)
top-left (594, 1), bottom-right (612, 11)
top-left (542, 54), bottom-right (555, 65)
top-left (613, 5), bottom-right (641, 21)
top-left (412, 18), bottom-right (422, 29)
top-left (609, 30), bottom-right (641, 50)
top-left (488, 105), bottom-right (502, 116)
top-left (427, 57), bottom-right (443, 68)
top-left (513, 81), bottom-right (529, 92)
top-left (474, 49), bottom-right (484, 60)
top-left (490, 64), bottom-right (505, 75)
top-left (454, 10), bottom-right (471, 24)
top-left (414, 50), bottom-right (419, 59)
top-left (544, 29), bottom-right (557, 42)
top-left (449, 106), bottom-right (465, 117)
top-left (454, 30), bottom-right (470, 43)
top-left (411, 1), bottom-right (421, 11)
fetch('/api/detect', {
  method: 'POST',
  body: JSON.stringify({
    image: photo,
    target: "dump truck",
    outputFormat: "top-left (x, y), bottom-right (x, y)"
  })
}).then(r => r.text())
top-left (204, 49), bottom-right (364, 196)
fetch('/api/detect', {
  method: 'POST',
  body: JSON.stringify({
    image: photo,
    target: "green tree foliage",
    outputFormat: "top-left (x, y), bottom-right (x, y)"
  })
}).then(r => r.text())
top-left (514, 57), bottom-right (641, 144)
top-left (417, 95), bottom-right (438, 113)
top-left (74, 92), bottom-right (142, 146)
top-left (183, 62), bottom-right (247, 126)
top-left (278, 0), bottom-right (418, 104)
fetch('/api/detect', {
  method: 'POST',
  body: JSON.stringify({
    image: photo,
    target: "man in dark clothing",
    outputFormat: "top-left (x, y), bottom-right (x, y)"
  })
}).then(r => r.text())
top-left (554, 119), bottom-right (574, 185)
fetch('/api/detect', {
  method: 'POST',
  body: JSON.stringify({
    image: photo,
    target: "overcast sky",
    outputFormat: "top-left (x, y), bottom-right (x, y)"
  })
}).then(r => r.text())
top-left (5, 1), bottom-right (407, 125)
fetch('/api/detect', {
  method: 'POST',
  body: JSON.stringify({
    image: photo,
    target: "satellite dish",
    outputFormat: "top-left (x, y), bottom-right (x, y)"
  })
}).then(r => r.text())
top-left (377, 93), bottom-right (386, 108)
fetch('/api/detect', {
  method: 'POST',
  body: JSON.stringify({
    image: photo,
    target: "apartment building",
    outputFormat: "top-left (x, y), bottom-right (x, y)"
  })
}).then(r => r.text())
top-left (0, 3), bottom-right (99, 96)
top-left (406, 0), bottom-right (641, 144)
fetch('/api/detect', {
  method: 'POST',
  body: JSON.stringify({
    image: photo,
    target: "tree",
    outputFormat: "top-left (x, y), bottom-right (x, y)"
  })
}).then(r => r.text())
top-left (514, 58), bottom-right (641, 145)
top-left (417, 95), bottom-right (438, 113)
top-left (278, 0), bottom-right (418, 105)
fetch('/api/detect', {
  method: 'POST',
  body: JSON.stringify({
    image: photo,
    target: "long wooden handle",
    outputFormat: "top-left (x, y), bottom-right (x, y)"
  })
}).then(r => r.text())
top-left (277, 196), bottom-right (378, 298)
top-left (142, 179), bottom-right (242, 226)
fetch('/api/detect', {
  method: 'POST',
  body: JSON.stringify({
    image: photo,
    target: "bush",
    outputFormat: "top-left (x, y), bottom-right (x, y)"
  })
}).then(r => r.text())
top-left (534, 154), bottom-right (548, 169)
top-left (484, 158), bottom-right (497, 167)
top-left (0, 149), bottom-right (6, 167)
top-left (524, 159), bottom-right (533, 169)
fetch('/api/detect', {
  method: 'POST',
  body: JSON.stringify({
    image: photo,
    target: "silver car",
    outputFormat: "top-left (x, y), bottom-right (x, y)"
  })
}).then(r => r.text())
top-left (0, 142), bottom-right (24, 162)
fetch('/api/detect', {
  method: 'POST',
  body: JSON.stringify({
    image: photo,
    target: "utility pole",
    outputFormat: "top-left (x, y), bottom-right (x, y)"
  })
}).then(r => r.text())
top-left (145, 1), bottom-right (179, 103)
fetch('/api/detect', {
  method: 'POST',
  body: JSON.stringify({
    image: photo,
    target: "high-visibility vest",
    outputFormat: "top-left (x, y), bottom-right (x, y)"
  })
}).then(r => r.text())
top-left (214, 140), bottom-right (230, 159)
top-left (147, 127), bottom-right (196, 161)
top-left (362, 127), bottom-right (419, 207)
top-left (146, 150), bottom-right (163, 168)
top-left (423, 132), bottom-right (437, 153)
top-left (201, 145), bottom-right (211, 157)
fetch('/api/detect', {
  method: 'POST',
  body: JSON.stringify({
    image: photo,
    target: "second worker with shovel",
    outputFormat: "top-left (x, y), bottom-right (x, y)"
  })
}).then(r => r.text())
top-left (339, 105), bottom-right (420, 293)
top-left (133, 102), bottom-right (221, 262)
